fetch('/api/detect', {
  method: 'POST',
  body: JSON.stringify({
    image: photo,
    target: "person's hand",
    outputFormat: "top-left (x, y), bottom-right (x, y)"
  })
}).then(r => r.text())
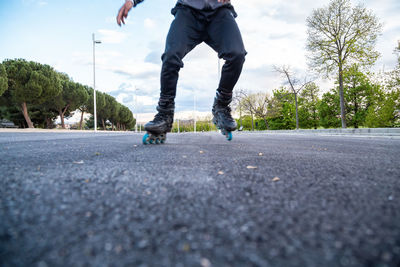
top-left (218, 0), bottom-right (231, 3)
top-left (117, 0), bottom-right (133, 26)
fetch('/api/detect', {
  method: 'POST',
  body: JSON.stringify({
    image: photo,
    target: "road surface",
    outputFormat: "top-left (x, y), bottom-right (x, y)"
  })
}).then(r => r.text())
top-left (1, 131), bottom-right (399, 266)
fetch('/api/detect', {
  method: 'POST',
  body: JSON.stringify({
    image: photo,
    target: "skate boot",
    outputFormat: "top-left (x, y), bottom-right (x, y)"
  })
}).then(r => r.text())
top-left (212, 91), bottom-right (237, 141)
top-left (143, 104), bottom-right (174, 145)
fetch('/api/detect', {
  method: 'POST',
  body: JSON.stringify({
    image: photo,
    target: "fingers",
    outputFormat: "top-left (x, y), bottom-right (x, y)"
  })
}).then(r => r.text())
top-left (121, 13), bottom-right (125, 25)
top-left (116, 7), bottom-right (124, 26)
top-left (116, 1), bottom-right (132, 26)
top-left (117, 7), bottom-right (129, 26)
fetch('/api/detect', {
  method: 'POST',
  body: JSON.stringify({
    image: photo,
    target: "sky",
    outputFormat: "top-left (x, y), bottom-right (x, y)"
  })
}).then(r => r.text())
top-left (0, 0), bottom-right (399, 123)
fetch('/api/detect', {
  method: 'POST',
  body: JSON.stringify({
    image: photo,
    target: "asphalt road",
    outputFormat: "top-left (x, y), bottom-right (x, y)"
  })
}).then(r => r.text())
top-left (1, 131), bottom-right (399, 267)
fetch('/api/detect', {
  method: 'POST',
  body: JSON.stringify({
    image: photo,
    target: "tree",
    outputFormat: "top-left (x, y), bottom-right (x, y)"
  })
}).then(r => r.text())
top-left (29, 103), bottom-right (59, 129)
top-left (306, 0), bottom-right (382, 128)
top-left (117, 105), bottom-right (135, 131)
top-left (363, 43), bottom-right (400, 128)
top-left (53, 74), bottom-right (88, 129)
top-left (108, 97), bottom-right (120, 131)
top-left (299, 82), bottom-right (320, 129)
top-left (3, 59), bottom-right (62, 128)
top-left (78, 85), bottom-right (92, 130)
top-left (99, 94), bottom-right (118, 130)
top-left (96, 92), bottom-right (109, 130)
top-left (387, 42), bottom-right (400, 92)
top-left (274, 65), bottom-right (313, 129)
top-left (87, 90), bottom-right (106, 130)
top-left (0, 88), bottom-right (26, 127)
top-left (365, 87), bottom-right (399, 128)
top-left (237, 90), bottom-right (274, 130)
top-left (232, 89), bottom-right (244, 129)
top-left (269, 88), bottom-right (296, 130)
top-left (318, 90), bottom-right (341, 128)
top-left (0, 63), bottom-right (8, 96)
top-left (238, 91), bottom-right (256, 131)
top-left (342, 64), bottom-right (374, 128)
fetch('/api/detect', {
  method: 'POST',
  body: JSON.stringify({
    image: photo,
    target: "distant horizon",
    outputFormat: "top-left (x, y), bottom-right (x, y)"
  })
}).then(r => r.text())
top-left (58, 110), bottom-right (218, 125)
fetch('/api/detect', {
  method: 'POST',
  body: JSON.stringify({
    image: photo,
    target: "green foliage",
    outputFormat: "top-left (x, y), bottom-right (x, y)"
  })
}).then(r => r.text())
top-left (0, 97), bottom-right (26, 128)
top-left (268, 88), bottom-right (296, 130)
top-left (87, 90), bottom-right (106, 115)
top-left (108, 97), bottom-right (121, 128)
top-left (29, 104), bottom-right (59, 129)
top-left (2, 59), bottom-right (62, 127)
top-left (342, 65), bottom-right (374, 128)
top-left (171, 120), bottom-right (216, 132)
top-left (387, 43), bottom-right (400, 92)
top-left (4, 59), bottom-right (62, 104)
top-left (78, 85), bottom-right (93, 113)
top-left (318, 91), bottom-right (341, 128)
top-left (0, 64), bottom-right (8, 96)
top-left (299, 82), bottom-right (320, 129)
top-left (365, 88), bottom-right (400, 127)
top-left (236, 115), bottom-right (253, 131)
top-left (51, 73), bottom-right (89, 128)
top-left (117, 105), bottom-right (135, 130)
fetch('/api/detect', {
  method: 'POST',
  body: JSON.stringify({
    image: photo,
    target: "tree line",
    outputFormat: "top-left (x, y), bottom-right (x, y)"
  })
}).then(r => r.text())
top-left (235, 0), bottom-right (399, 130)
top-left (235, 60), bottom-right (399, 130)
top-left (0, 58), bottom-right (135, 130)
top-left (171, 56), bottom-right (399, 132)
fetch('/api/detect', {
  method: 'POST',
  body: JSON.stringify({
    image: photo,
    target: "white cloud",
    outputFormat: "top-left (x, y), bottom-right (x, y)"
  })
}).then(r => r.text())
top-left (98, 29), bottom-right (129, 44)
top-left (144, 18), bottom-right (156, 29)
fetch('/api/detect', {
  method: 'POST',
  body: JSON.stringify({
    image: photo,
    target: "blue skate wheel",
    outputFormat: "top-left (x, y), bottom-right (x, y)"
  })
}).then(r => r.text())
top-left (226, 132), bottom-right (233, 141)
top-left (155, 138), bottom-right (160, 144)
top-left (142, 133), bottom-right (150, 145)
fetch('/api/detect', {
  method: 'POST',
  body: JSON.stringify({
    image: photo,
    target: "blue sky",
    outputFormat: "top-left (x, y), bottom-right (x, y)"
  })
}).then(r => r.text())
top-left (1, 0), bottom-right (399, 122)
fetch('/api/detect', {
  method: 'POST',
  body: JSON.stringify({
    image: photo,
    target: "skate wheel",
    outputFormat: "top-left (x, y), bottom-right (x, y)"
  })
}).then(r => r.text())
top-left (142, 133), bottom-right (150, 145)
top-left (155, 138), bottom-right (161, 144)
top-left (159, 134), bottom-right (166, 144)
top-left (226, 132), bottom-right (233, 141)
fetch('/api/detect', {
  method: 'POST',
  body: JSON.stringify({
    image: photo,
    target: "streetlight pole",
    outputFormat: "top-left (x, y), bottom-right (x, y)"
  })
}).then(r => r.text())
top-left (135, 87), bottom-right (139, 132)
top-left (92, 33), bottom-right (101, 132)
top-left (193, 92), bottom-right (196, 133)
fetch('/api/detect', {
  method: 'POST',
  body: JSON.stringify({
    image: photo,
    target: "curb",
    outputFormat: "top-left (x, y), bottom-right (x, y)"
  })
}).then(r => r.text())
top-left (239, 128), bottom-right (400, 137)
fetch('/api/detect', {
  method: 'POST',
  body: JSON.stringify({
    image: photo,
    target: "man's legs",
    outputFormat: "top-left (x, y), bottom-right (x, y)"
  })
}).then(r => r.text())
top-left (206, 8), bottom-right (246, 131)
top-left (145, 6), bottom-right (204, 134)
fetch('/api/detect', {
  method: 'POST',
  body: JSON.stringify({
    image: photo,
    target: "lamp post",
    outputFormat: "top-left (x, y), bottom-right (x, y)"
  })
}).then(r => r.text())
top-left (134, 87), bottom-right (139, 132)
top-left (193, 92), bottom-right (196, 133)
top-left (92, 33), bottom-right (101, 132)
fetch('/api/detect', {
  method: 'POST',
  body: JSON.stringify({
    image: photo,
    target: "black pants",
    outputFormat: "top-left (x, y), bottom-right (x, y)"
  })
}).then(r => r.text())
top-left (159, 4), bottom-right (246, 108)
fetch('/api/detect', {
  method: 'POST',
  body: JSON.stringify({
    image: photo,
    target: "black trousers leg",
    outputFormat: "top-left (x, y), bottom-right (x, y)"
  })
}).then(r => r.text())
top-left (206, 8), bottom-right (246, 97)
top-left (160, 7), bottom-right (204, 108)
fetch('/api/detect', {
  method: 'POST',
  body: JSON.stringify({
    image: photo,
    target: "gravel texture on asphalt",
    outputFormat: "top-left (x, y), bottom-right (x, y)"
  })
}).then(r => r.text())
top-left (0, 132), bottom-right (399, 267)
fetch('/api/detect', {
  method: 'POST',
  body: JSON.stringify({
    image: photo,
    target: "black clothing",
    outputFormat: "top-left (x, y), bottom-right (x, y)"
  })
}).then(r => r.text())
top-left (177, 0), bottom-right (230, 10)
top-left (159, 3), bottom-right (246, 107)
top-left (134, 0), bottom-right (231, 10)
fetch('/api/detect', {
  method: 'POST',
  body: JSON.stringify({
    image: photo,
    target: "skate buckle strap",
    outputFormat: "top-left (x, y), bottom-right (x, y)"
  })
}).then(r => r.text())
top-left (153, 112), bottom-right (168, 122)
